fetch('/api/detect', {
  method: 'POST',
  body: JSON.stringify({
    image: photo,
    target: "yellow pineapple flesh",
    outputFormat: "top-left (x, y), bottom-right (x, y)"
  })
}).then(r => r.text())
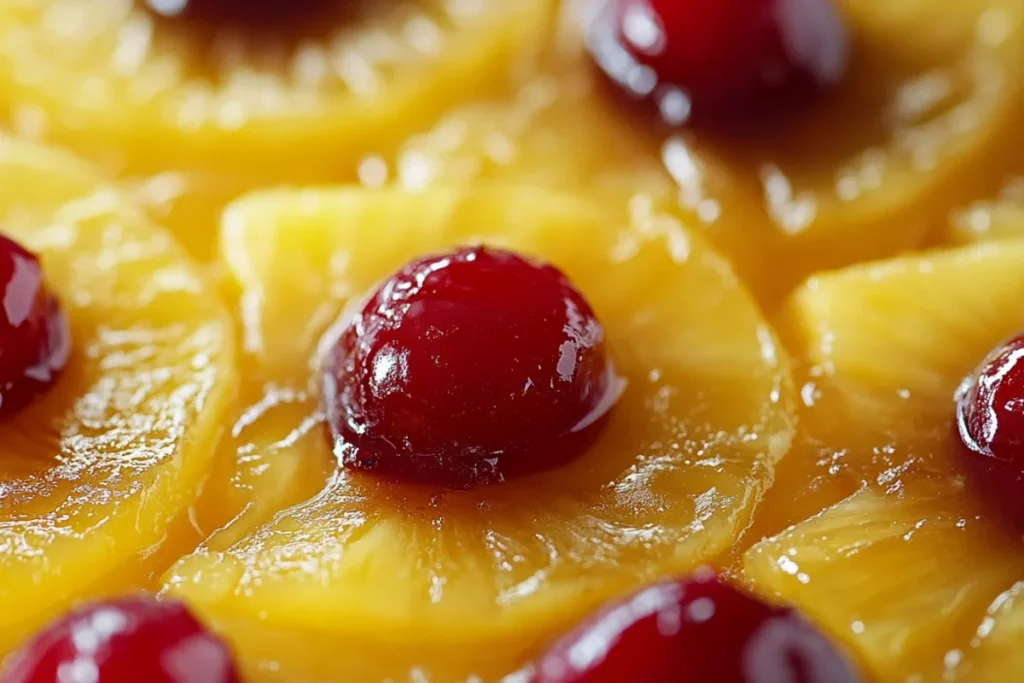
top-left (745, 485), bottom-right (1024, 682)
top-left (0, 0), bottom-right (553, 179)
top-left (782, 239), bottom-right (1024, 419)
top-left (956, 581), bottom-right (1024, 681)
top-left (745, 237), bottom-right (1024, 680)
top-left (0, 136), bottom-right (237, 652)
top-left (162, 186), bottom-right (796, 680)
top-left (944, 176), bottom-right (1024, 245)
top-left (394, 0), bottom-right (1024, 307)
top-left (1, 0), bottom-right (1022, 680)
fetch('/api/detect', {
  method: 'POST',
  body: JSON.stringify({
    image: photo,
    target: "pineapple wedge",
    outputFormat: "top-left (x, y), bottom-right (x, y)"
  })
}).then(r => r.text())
top-left (164, 186), bottom-right (795, 681)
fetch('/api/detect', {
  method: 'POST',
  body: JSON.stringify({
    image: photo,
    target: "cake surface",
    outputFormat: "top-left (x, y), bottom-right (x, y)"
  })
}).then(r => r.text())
top-left (0, 1), bottom-right (1023, 681)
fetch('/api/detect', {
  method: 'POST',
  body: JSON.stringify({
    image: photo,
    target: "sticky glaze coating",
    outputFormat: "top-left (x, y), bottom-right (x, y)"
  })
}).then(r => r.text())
top-left (588, 0), bottom-right (849, 123)
top-left (533, 574), bottom-right (860, 683)
top-left (0, 234), bottom-right (69, 417)
top-left (323, 246), bottom-right (622, 487)
top-left (957, 334), bottom-right (1024, 526)
top-left (4, 596), bottom-right (240, 683)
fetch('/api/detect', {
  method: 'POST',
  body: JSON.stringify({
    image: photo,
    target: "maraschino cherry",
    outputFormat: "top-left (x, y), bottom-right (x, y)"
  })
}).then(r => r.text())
top-left (323, 246), bottom-right (623, 488)
top-left (587, 0), bottom-right (849, 124)
top-left (533, 574), bottom-right (860, 683)
top-left (0, 233), bottom-right (69, 417)
top-left (956, 334), bottom-right (1024, 526)
top-left (4, 596), bottom-right (240, 683)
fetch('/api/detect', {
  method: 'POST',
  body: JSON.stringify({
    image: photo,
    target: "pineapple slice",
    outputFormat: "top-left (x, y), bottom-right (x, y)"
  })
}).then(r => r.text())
top-left (742, 239), bottom-right (1024, 544)
top-left (758, 238), bottom-right (1024, 535)
top-left (744, 238), bottom-right (1024, 680)
top-left (744, 485), bottom-right (1024, 682)
top-left (397, 0), bottom-right (1024, 306)
top-left (0, 0), bottom-right (553, 178)
top-left (944, 176), bottom-right (1024, 245)
top-left (782, 239), bottom-right (1024, 417)
top-left (0, 137), bottom-right (237, 652)
top-left (163, 186), bottom-right (795, 680)
top-left (956, 581), bottom-right (1024, 681)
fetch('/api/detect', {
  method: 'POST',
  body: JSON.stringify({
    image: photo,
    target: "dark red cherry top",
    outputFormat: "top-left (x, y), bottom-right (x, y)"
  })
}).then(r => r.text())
top-left (145, 0), bottom-right (334, 31)
top-left (533, 574), bottom-right (860, 683)
top-left (588, 0), bottom-right (849, 123)
top-left (956, 334), bottom-right (1024, 526)
top-left (0, 234), bottom-right (69, 417)
top-left (4, 596), bottom-right (240, 683)
top-left (323, 246), bottom-right (622, 488)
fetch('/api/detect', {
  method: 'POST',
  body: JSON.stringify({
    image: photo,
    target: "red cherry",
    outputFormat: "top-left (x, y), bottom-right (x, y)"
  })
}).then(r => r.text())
top-left (533, 574), bottom-right (859, 683)
top-left (4, 596), bottom-right (241, 683)
top-left (956, 334), bottom-right (1024, 526)
top-left (587, 0), bottom-right (849, 123)
top-left (0, 234), bottom-right (69, 417)
top-left (323, 246), bottom-right (623, 488)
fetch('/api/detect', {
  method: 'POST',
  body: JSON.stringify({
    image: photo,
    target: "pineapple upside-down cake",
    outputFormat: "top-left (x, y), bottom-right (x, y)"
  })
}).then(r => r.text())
top-left (0, 0), bottom-right (1023, 681)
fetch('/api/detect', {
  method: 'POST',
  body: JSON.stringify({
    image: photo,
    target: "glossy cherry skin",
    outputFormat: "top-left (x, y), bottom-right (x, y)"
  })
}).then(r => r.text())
top-left (323, 246), bottom-right (622, 488)
top-left (588, 0), bottom-right (849, 123)
top-left (0, 234), bottom-right (69, 417)
top-left (4, 596), bottom-right (241, 683)
top-left (533, 574), bottom-right (860, 683)
top-left (956, 334), bottom-right (1024, 527)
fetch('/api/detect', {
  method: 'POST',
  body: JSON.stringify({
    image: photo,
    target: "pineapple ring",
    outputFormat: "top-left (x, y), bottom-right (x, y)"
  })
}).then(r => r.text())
top-left (0, 0), bottom-right (552, 178)
top-left (162, 186), bottom-right (795, 676)
top-left (0, 135), bottom-right (237, 653)
top-left (745, 238), bottom-right (1024, 680)
top-left (397, 0), bottom-right (1024, 306)
top-left (943, 176), bottom-right (1024, 245)
top-left (758, 239), bottom-right (1024, 534)
top-left (782, 238), bottom-right (1024, 424)
top-left (959, 580), bottom-right (1024, 680)
top-left (744, 484), bottom-right (1024, 682)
